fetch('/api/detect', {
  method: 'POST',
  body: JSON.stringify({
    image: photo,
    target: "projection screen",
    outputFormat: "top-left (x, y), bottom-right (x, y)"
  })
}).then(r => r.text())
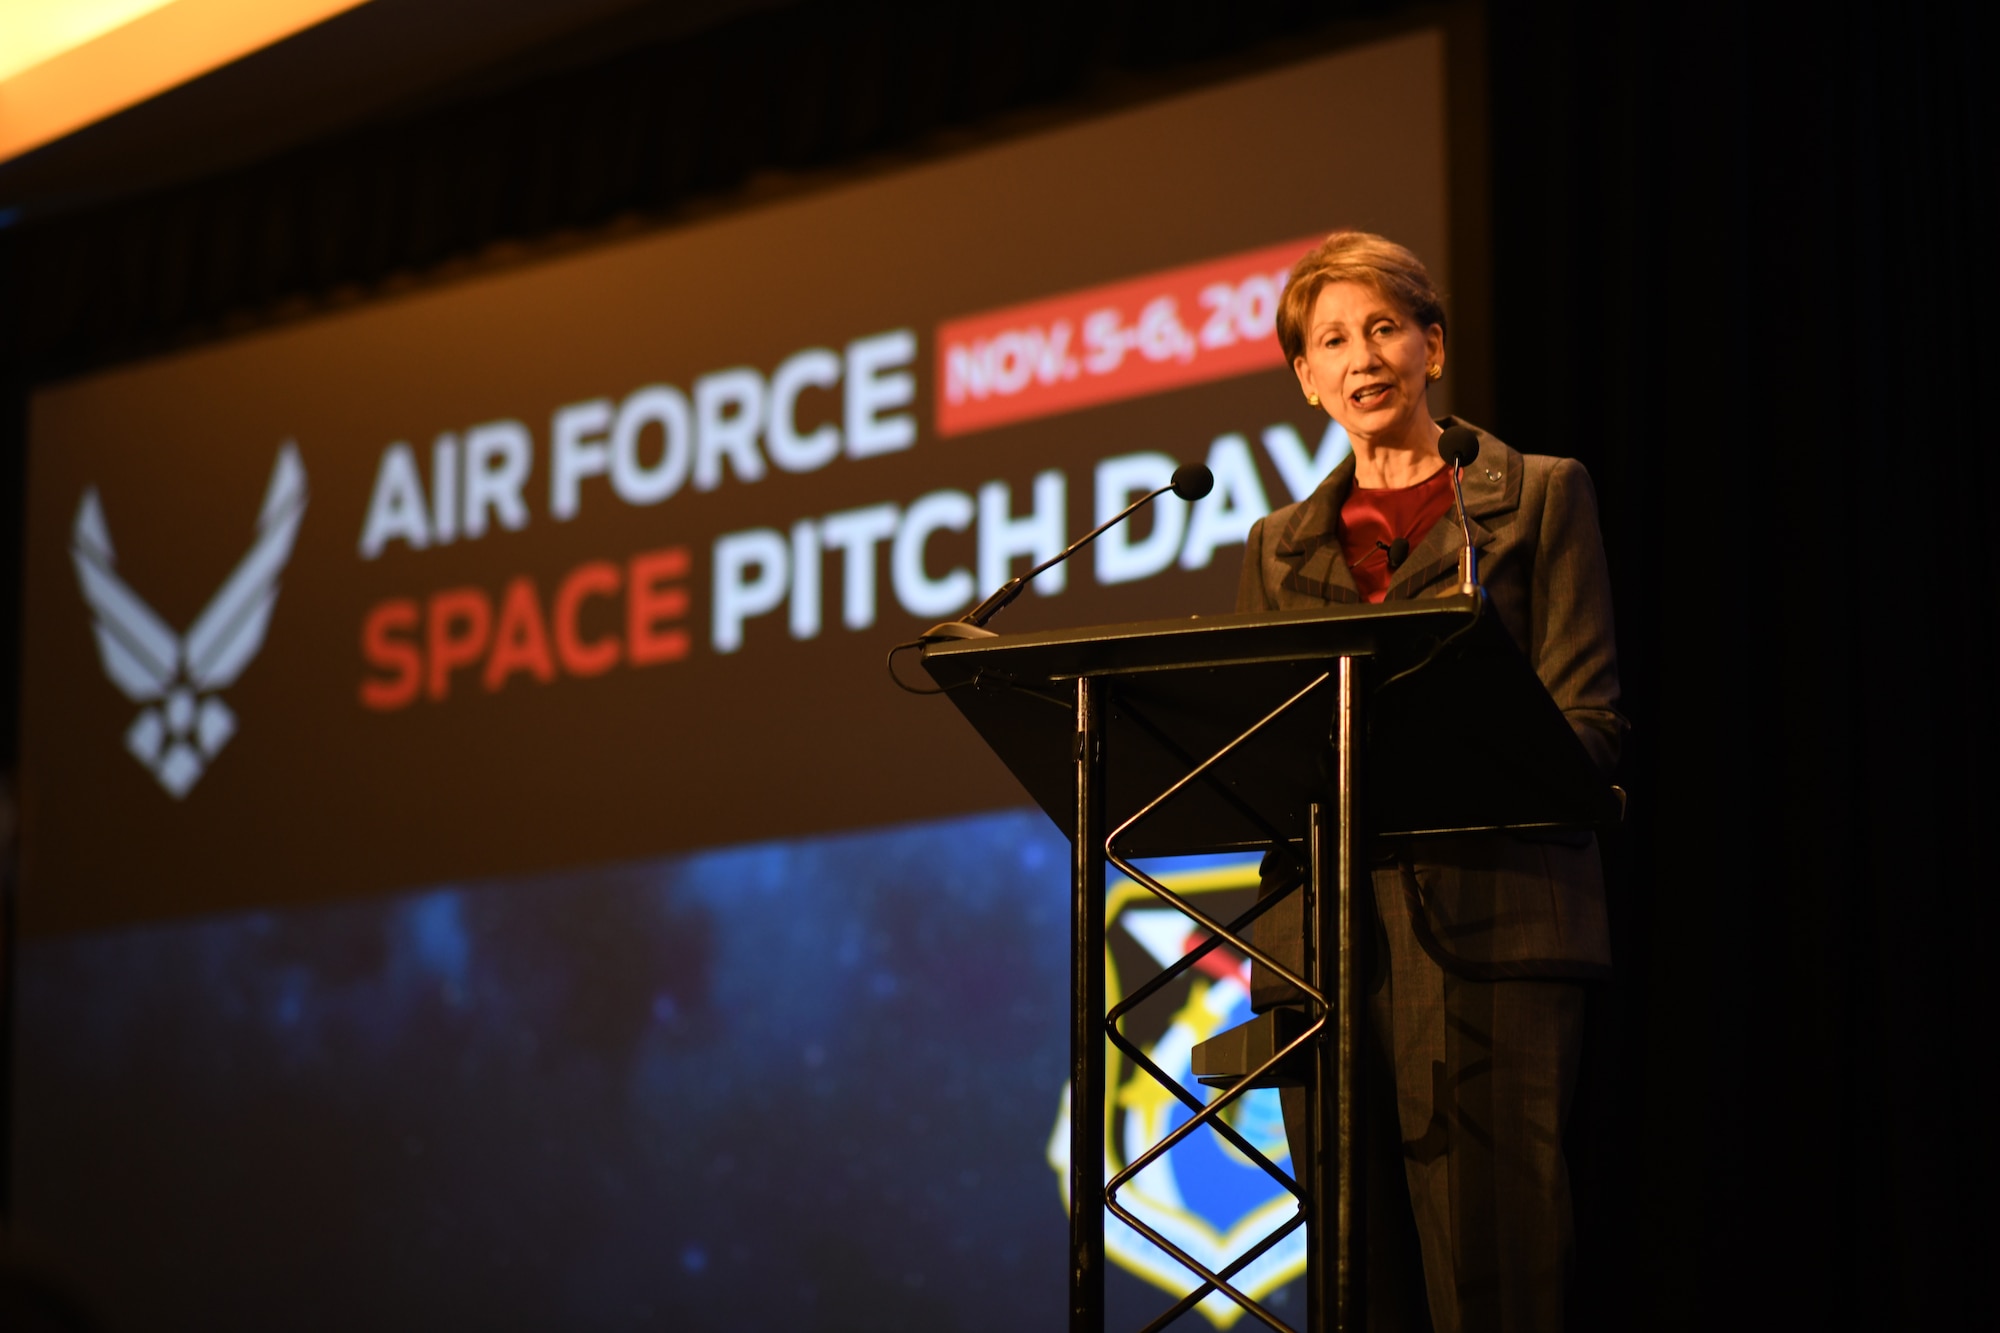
top-left (14, 30), bottom-right (1456, 1331)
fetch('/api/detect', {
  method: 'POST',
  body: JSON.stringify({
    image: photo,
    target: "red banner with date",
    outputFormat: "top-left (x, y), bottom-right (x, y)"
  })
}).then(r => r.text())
top-left (934, 235), bottom-right (1318, 437)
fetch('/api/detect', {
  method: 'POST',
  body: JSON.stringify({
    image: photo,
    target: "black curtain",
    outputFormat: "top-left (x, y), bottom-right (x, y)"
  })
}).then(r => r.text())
top-left (1489, 2), bottom-right (1989, 1327)
top-left (2, 0), bottom-right (1988, 1325)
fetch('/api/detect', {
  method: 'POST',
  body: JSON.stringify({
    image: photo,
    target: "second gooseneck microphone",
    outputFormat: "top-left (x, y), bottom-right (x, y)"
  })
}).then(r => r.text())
top-left (922, 462), bottom-right (1214, 640)
top-left (1438, 425), bottom-right (1482, 596)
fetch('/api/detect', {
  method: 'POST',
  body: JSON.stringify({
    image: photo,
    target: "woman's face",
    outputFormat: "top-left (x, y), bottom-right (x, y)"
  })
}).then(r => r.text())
top-left (1291, 280), bottom-right (1443, 446)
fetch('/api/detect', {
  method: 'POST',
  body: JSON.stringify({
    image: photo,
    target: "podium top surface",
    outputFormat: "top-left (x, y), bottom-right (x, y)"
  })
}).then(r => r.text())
top-left (920, 597), bottom-right (1477, 687)
top-left (919, 595), bottom-right (1618, 849)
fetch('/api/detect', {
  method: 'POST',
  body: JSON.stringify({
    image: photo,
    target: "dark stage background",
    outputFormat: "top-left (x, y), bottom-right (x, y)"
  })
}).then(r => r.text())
top-left (2, 1), bottom-right (1990, 1329)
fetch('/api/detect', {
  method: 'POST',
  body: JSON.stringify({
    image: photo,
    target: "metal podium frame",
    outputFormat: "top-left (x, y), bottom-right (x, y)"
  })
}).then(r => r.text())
top-left (920, 595), bottom-right (1617, 1333)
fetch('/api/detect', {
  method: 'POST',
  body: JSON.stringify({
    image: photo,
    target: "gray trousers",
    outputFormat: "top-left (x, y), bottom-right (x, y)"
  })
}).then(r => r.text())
top-left (1270, 861), bottom-right (1585, 1333)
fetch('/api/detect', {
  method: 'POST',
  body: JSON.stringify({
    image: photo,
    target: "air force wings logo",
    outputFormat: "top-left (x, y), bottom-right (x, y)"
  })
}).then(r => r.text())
top-left (70, 445), bottom-right (308, 798)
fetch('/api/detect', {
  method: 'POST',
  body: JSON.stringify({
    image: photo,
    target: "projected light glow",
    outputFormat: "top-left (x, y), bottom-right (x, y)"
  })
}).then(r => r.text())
top-left (0, 0), bottom-right (370, 161)
top-left (0, 0), bottom-right (180, 82)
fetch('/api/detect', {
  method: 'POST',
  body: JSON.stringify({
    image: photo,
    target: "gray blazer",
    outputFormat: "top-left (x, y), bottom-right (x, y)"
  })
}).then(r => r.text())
top-left (1237, 416), bottom-right (1625, 987)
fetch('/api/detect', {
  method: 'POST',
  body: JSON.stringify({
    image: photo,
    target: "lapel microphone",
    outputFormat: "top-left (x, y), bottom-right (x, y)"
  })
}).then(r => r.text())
top-left (1438, 425), bottom-right (1483, 596)
top-left (921, 462), bottom-right (1214, 641)
top-left (1375, 537), bottom-right (1410, 571)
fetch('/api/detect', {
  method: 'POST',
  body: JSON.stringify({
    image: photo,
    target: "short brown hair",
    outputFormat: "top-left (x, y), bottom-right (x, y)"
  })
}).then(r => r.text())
top-left (1275, 231), bottom-right (1447, 363)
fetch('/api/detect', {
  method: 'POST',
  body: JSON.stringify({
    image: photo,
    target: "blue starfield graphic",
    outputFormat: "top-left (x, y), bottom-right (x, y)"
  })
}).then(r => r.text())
top-left (14, 812), bottom-right (1304, 1330)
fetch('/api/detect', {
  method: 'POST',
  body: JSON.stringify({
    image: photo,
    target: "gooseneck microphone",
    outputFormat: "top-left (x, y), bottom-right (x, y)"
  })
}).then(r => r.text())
top-left (1438, 425), bottom-right (1483, 596)
top-left (921, 462), bottom-right (1214, 641)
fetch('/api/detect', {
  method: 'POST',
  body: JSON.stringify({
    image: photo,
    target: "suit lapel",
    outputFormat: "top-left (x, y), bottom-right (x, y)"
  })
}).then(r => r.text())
top-left (1273, 456), bottom-right (1361, 605)
top-left (1384, 416), bottom-right (1520, 601)
top-left (1265, 416), bottom-right (1523, 607)
top-left (1384, 507), bottom-right (1482, 600)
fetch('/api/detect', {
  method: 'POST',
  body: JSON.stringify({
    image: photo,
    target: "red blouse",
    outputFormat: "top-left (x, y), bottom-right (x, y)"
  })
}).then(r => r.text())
top-left (1337, 465), bottom-right (1458, 603)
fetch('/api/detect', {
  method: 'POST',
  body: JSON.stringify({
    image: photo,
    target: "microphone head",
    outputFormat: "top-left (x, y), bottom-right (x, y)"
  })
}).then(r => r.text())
top-left (1439, 425), bottom-right (1481, 469)
top-left (1387, 536), bottom-right (1410, 571)
top-left (1171, 463), bottom-right (1214, 501)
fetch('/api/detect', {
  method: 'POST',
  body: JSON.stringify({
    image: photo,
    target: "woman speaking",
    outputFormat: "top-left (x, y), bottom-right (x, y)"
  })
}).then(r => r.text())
top-left (1237, 231), bottom-right (1624, 1332)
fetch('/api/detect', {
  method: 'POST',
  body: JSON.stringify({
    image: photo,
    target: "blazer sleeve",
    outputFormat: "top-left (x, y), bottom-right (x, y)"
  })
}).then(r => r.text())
top-left (1236, 516), bottom-right (1275, 613)
top-left (1530, 458), bottom-right (1627, 778)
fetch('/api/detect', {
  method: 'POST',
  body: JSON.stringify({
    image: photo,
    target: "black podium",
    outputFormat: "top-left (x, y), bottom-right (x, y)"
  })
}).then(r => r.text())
top-left (920, 594), bottom-right (1617, 1333)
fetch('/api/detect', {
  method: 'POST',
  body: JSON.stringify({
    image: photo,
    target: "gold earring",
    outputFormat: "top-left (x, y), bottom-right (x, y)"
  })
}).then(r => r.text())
top-left (1306, 392), bottom-right (1320, 406)
top-left (1426, 364), bottom-right (1442, 381)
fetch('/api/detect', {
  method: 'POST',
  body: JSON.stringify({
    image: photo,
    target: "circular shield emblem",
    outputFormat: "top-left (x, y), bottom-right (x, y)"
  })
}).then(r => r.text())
top-left (1046, 856), bottom-right (1306, 1327)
